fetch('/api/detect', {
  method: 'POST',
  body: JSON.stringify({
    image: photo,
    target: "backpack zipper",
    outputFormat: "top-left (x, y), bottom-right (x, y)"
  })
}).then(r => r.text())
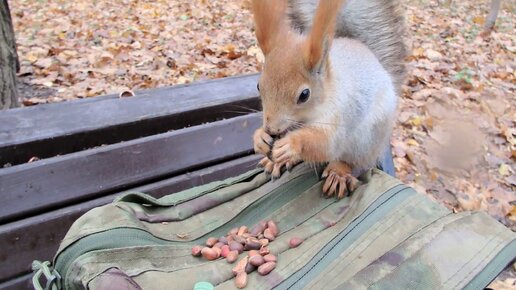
top-left (54, 228), bottom-right (174, 289)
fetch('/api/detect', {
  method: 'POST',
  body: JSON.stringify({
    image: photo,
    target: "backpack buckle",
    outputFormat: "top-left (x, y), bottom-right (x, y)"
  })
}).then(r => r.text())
top-left (32, 260), bottom-right (61, 290)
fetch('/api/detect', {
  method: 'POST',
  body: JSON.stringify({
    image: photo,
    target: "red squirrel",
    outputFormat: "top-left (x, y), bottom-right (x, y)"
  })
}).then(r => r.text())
top-left (251, 0), bottom-right (406, 198)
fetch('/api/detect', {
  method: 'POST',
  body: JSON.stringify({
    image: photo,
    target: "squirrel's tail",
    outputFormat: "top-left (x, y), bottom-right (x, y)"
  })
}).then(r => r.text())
top-left (289, 0), bottom-right (406, 91)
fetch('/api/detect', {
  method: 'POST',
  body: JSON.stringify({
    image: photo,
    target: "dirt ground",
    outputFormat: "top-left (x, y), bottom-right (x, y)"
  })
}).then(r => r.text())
top-left (10, 0), bottom-right (515, 287)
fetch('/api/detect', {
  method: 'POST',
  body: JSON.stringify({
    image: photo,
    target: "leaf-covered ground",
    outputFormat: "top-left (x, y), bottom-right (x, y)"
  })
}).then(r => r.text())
top-left (10, 0), bottom-right (515, 285)
top-left (398, 0), bottom-right (515, 229)
top-left (11, 0), bottom-right (260, 103)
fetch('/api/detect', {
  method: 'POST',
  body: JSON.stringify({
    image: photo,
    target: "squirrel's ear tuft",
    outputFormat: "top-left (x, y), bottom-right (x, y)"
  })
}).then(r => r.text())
top-left (251, 0), bottom-right (288, 55)
top-left (304, 0), bottom-right (344, 72)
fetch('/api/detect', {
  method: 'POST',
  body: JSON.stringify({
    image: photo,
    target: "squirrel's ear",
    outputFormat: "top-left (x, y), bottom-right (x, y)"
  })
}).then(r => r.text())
top-left (304, 0), bottom-right (343, 72)
top-left (251, 0), bottom-right (288, 55)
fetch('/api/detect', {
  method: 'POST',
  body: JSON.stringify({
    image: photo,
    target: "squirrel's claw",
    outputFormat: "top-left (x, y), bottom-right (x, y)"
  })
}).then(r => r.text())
top-left (253, 127), bottom-right (274, 156)
top-left (257, 157), bottom-right (269, 168)
top-left (271, 163), bottom-right (282, 179)
top-left (321, 161), bottom-right (360, 199)
top-left (265, 162), bottom-right (274, 175)
top-left (270, 161), bottom-right (298, 180)
top-left (323, 172), bottom-right (356, 199)
top-left (286, 161), bottom-right (295, 172)
top-left (258, 157), bottom-right (282, 181)
top-left (269, 136), bottom-right (302, 180)
top-left (259, 157), bottom-right (275, 177)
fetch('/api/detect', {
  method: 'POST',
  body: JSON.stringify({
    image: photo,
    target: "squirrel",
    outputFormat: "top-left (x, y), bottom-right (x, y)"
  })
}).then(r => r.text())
top-left (250, 0), bottom-right (406, 198)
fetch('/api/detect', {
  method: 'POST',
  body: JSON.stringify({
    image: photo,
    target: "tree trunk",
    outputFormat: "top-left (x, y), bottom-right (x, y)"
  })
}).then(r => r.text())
top-left (0, 0), bottom-right (19, 110)
top-left (484, 0), bottom-right (501, 32)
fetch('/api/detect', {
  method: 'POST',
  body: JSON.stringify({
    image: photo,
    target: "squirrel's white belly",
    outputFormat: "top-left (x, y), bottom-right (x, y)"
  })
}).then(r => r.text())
top-left (325, 38), bottom-right (398, 169)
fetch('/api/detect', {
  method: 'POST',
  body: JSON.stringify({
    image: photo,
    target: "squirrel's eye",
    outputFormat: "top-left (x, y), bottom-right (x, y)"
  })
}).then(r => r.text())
top-left (257, 83), bottom-right (260, 92)
top-left (297, 89), bottom-right (310, 104)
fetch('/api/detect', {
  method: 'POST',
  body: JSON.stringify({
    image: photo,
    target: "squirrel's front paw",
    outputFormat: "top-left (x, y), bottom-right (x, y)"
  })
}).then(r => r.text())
top-left (253, 127), bottom-right (273, 156)
top-left (270, 135), bottom-right (302, 179)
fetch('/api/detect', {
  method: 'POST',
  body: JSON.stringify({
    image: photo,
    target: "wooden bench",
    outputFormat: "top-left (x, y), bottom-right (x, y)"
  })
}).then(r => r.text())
top-left (0, 74), bottom-right (394, 290)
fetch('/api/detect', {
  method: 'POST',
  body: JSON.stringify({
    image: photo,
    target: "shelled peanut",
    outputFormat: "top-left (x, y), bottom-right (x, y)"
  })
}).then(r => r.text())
top-left (191, 220), bottom-right (280, 288)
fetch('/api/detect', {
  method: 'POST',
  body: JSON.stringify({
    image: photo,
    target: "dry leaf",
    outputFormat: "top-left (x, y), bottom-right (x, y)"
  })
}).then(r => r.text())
top-left (499, 164), bottom-right (511, 176)
top-left (424, 49), bottom-right (442, 61)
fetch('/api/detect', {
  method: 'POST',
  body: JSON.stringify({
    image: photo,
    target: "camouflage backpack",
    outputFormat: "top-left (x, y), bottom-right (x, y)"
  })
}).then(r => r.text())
top-left (32, 164), bottom-right (516, 290)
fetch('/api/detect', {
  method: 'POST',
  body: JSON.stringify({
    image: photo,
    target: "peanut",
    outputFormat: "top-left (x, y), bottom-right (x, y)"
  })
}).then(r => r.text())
top-left (237, 226), bottom-right (248, 236)
top-left (201, 247), bottom-right (219, 260)
top-left (229, 227), bottom-right (239, 236)
top-left (245, 262), bottom-right (256, 273)
top-left (213, 242), bottom-right (225, 249)
top-left (264, 228), bottom-right (275, 241)
top-left (226, 250), bottom-right (238, 263)
top-left (218, 236), bottom-right (228, 244)
top-left (229, 241), bottom-right (244, 253)
top-left (250, 222), bottom-right (266, 237)
top-left (289, 237), bottom-right (303, 248)
top-left (206, 237), bottom-right (218, 247)
top-left (263, 254), bottom-right (277, 263)
top-left (257, 262), bottom-right (276, 275)
top-left (220, 245), bottom-right (230, 258)
top-left (232, 256), bottom-right (248, 275)
top-left (235, 272), bottom-right (247, 289)
top-left (259, 246), bottom-right (270, 256)
top-left (244, 237), bottom-right (262, 250)
top-left (232, 234), bottom-right (246, 245)
top-left (249, 255), bottom-right (265, 267)
top-left (267, 220), bottom-right (279, 236)
top-left (191, 245), bottom-right (202, 257)
top-left (226, 235), bottom-right (234, 243)
top-left (248, 250), bottom-right (260, 257)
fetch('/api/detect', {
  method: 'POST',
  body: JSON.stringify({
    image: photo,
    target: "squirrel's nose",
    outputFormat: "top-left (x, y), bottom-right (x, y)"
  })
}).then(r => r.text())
top-left (265, 126), bottom-right (282, 138)
top-left (264, 126), bottom-right (274, 136)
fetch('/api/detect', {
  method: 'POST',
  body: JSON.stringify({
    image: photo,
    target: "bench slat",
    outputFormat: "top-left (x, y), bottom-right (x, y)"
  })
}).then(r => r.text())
top-left (0, 74), bottom-right (260, 165)
top-left (0, 155), bottom-right (261, 285)
top-left (0, 113), bottom-right (261, 224)
top-left (0, 273), bottom-right (31, 290)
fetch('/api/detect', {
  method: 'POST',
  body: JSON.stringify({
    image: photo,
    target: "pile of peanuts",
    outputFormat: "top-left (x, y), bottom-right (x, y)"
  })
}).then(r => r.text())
top-left (191, 220), bottom-right (304, 288)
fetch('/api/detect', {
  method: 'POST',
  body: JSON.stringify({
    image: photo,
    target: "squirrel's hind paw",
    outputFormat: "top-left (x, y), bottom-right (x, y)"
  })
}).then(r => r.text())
top-left (322, 161), bottom-right (360, 199)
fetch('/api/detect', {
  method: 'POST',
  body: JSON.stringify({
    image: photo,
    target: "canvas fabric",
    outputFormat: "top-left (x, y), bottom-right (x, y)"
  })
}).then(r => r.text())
top-left (35, 164), bottom-right (516, 290)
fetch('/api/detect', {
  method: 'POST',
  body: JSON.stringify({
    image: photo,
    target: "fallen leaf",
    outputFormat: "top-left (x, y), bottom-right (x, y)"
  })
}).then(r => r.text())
top-left (505, 175), bottom-right (516, 186)
top-left (499, 164), bottom-right (511, 176)
top-left (472, 16), bottom-right (485, 25)
top-left (407, 139), bottom-right (419, 147)
top-left (33, 57), bottom-right (53, 69)
top-left (424, 49), bottom-right (442, 61)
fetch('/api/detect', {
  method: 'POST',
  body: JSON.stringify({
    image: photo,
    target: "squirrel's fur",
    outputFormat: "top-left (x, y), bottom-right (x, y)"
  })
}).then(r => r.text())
top-left (288, 0), bottom-right (406, 91)
top-left (251, 0), bottom-right (405, 197)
